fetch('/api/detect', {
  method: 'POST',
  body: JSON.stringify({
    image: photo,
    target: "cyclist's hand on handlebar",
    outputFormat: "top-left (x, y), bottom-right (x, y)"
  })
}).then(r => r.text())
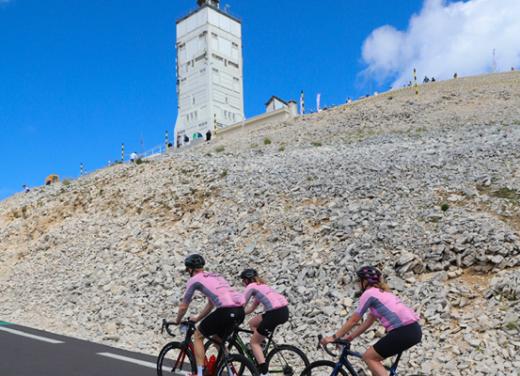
top-left (320, 335), bottom-right (334, 346)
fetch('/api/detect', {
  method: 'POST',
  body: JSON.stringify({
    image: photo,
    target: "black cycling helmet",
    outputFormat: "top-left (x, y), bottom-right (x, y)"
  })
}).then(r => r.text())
top-left (356, 266), bottom-right (382, 285)
top-left (184, 254), bottom-right (205, 269)
top-left (240, 268), bottom-right (258, 280)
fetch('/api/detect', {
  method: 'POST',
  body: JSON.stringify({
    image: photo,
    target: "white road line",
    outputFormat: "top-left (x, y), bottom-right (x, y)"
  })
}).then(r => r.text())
top-left (97, 352), bottom-right (157, 369)
top-left (0, 327), bottom-right (64, 344)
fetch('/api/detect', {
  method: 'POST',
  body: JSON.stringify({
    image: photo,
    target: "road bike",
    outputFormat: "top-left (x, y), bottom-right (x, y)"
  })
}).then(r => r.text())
top-left (300, 335), bottom-right (416, 376)
top-left (157, 319), bottom-right (258, 376)
top-left (205, 326), bottom-right (309, 376)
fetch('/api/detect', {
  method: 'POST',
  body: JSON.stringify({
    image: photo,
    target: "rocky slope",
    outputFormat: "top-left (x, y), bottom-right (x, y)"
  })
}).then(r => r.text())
top-left (1, 72), bottom-right (520, 375)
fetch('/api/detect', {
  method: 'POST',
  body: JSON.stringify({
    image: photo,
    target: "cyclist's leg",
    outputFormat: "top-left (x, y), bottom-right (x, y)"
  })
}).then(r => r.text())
top-left (250, 324), bottom-right (266, 362)
top-left (193, 329), bottom-right (206, 369)
top-left (365, 322), bottom-right (422, 376)
top-left (252, 307), bottom-right (288, 376)
top-left (199, 309), bottom-right (228, 375)
top-left (362, 347), bottom-right (386, 376)
top-left (248, 314), bottom-right (262, 331)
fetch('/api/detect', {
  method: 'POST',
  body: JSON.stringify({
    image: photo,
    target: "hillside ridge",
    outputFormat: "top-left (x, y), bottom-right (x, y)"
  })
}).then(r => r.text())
top-left (1, 72), bottom-right (520, 375)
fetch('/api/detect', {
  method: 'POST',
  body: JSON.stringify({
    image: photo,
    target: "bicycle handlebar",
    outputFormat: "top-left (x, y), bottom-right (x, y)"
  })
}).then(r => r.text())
top-left (161, 319), bottom-right (195, 337)
top-left (317, 334), bottom-right (351, 357)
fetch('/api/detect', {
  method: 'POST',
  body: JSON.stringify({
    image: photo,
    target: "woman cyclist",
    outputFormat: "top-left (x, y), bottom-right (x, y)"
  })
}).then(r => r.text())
top-left (320, 266), bottom-right (422, 376)
top-left (241, 268), bottom-right (289, 376)
top-left (174, 254), bottom-right (245, 376)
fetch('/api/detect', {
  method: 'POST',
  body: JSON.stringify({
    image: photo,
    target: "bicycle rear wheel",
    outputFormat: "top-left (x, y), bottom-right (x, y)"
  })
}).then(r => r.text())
top-left (266, 344), bottom-right (310, 376)
top-left (216, 353), bottom-right (258, 376)
top-left (157, 341), bottom-right (196, 376)
top-left (300, 360), bottom-right (349, 376)
top-left (205, 338), bottom-right (245, 359)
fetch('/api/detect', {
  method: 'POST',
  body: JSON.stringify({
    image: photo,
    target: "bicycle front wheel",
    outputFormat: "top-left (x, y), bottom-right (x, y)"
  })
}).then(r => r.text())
top-left (157, 341), bottom-right (196, 376)
top-left (300, 360), bottom-right (349, 376)
top-left (217, 353), bottom-right (258, 376)
top-left (266, 344), bottom-right (310, 376)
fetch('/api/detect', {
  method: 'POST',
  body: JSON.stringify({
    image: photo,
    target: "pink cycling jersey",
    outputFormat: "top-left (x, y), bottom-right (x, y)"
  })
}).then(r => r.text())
top-left (243, 282), bottom-right (288, 312)
top-left (182, 272), bottom-right (245, 308)
top-left (355, 287), bottom-right (419, 332)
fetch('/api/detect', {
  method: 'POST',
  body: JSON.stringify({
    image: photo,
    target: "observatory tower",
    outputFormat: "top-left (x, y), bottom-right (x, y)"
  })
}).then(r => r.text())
top-left (175, 0), bottom-right (245, 145)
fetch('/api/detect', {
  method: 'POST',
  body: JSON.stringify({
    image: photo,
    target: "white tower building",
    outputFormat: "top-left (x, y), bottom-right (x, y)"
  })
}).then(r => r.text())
top-left (175, 0), bottom-right (245, 146)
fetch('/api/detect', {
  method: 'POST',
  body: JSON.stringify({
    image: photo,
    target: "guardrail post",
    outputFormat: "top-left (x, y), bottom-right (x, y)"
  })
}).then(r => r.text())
top-left (121, 143), bottom-right (125, 162)
top-left (165, 130), bottom-right (169, 151)
top-left (80, 163), bottom-right (84, 176)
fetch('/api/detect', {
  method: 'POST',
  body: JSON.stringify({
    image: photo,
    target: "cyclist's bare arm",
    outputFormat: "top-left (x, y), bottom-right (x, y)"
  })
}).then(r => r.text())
top-left (321, 312), bottom-right (362, 345)
top-left (175, 302), bottom-right (190, 324)
top-left (244, 300), bottom-right (260, 315)
top-left (347, 313), bottom-right (376, 340)
top-left (192, 301), bottom-right (214, 322)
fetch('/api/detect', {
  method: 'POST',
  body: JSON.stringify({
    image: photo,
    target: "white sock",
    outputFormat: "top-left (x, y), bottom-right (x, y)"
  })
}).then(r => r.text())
top-left (197, 365), bottom-right (204, 376)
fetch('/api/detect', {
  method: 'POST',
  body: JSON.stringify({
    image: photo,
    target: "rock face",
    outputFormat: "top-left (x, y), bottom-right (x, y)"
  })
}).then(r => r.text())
top-left (1, 72), bottom-right (520, 375)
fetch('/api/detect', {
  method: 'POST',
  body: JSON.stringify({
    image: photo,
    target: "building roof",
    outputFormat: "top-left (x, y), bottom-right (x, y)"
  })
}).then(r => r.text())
top-left (265, 96), bottom-right (288, 106)
top-left (176, 4), bottom-right (241, 25)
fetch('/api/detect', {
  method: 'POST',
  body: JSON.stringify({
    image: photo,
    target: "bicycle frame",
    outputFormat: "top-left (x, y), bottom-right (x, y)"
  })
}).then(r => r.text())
top-left (321, 339), bottom-right (402, 376)
top-left (336, 345), bottom-right (364, 376)
top-left (230, 326), bottom-right (282, 366)
top-left (162, 320), bottom-right (243, 376)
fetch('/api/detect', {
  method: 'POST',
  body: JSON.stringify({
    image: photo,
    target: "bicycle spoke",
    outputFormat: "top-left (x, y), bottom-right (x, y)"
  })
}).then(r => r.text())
top-left (266, 345), bottom-right (309, 376)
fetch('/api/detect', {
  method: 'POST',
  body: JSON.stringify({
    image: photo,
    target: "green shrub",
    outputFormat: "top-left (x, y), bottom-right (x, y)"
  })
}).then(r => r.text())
top-left (311, 141), bottom-right (322, 147)
top-left (220, 169), bottom-right (228, 178)
top-left (215, 146), bottom-right (225, 153)
top-left (440, 203), bottom-right (449, 212)
top-left (278, 145), bottom-right (285, 152)
top-left (491, 187), bottom-right (520, 200)
top-left (263, 137), bottom-right (272, 145)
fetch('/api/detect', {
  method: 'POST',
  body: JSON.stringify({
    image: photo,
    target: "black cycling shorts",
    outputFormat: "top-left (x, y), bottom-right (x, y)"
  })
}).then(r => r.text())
top-left (257, 306), bottom-right (289, 336)
top-left (198, 307), bottom-right (245, 340)
top-left (373, 321), bottom-right (422, 359)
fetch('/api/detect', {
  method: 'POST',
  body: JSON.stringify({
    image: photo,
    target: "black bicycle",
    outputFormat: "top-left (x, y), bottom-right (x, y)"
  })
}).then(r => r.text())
top-left (157, 319), bottom-right (258, 376)
top-left (205, 326), bottom-right (309, 376)
top-left (300, 335), bottom-right (411, 376)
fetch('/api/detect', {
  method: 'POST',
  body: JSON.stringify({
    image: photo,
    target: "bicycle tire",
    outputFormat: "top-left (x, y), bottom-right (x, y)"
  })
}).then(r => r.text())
top-left (216, 353), bottom-right (259, 376)
top-left (300, 360), bottom-right (350, 376)
top-left (157, 341), bottom-right (197, 376)
top-left (266, 344), bottom-right (310, 376)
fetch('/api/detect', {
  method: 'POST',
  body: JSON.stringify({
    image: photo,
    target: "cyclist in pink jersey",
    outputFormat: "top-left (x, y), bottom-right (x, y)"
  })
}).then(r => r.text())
top-left (241, 269), bottom-right (289, 376)
top-left (321, 266), bottom-right (422, 376)
top-left (174, 254), bottom-right (245, 376)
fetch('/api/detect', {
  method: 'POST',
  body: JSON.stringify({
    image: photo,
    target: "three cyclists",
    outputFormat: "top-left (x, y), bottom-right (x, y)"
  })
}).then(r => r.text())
top-left (172, 255), bottom-right (421, 376)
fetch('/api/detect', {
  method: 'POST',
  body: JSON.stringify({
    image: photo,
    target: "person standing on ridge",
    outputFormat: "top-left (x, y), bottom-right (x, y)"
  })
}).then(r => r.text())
top-left (173, 254), bottom-right (245, 376)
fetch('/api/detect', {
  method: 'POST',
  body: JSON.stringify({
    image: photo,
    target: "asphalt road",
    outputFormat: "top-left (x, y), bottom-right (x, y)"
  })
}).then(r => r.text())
top-left (0, 321), bottom-right (160, 376)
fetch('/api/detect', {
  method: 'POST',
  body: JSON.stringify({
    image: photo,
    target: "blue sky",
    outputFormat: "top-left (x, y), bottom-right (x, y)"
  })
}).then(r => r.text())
top-left (0, 0), bottom-right (427, 199)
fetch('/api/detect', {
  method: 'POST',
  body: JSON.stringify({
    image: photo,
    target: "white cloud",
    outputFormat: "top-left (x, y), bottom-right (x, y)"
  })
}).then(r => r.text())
top-left (361, 0), bottom-right (520, 88)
